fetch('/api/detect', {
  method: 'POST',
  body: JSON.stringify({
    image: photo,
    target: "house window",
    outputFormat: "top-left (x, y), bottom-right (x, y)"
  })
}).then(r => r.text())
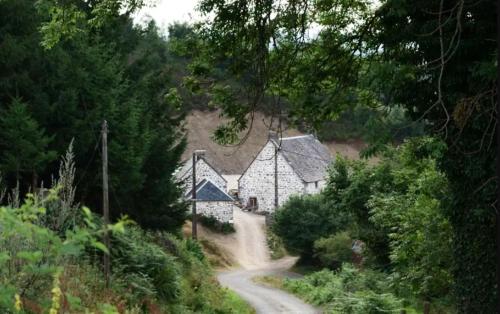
top-left (315, 181), bottom-right (319, 188)
top-left (248, 197), bottom-right (258, 209)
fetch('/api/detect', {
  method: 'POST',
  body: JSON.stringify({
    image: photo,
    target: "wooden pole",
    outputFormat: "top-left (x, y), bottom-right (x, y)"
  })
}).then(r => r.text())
top-left (274, 145), bottom-right (279, 209)
top-left (192, 152), bottom-right (197, 240)
top-left (101, 120), bottom-right (110, 288)
top-left (423, 301), bottom-right (430, 314)
top-left (496, 4), bottom-right (500, 310)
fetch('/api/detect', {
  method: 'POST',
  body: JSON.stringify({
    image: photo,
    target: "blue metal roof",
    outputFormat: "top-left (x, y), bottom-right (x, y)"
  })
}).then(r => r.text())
top-left (186, 179), bottom-right (234, 202)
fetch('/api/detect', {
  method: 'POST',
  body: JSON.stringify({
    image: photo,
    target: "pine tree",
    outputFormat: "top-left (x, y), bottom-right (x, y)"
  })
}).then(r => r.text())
top-left (0, 99), bottom-right (56, 187)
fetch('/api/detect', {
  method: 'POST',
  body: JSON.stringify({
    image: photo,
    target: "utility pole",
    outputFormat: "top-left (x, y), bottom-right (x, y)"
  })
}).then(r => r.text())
top-left (496, 5), bottom-right (500, 310)
top-left (191, 150), bottom-right (206, 240)
top-left (101, 120), bottom-right (110, 288)
top-left (274, 144), bottom-right (279, 209)
top-left (192, 152), bottom-right (197, 240)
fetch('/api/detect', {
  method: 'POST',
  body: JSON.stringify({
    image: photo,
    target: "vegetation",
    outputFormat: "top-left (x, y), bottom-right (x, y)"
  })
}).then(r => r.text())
top-left (272, 194), bottom-right (350, 258)
top-left (0, 0), bottom-right (187, 232)
top-left (0, 150), bottom-right (253, 313)
top-left (191, 0), bottom-right (497, 310)
top-left (266, 227), bottom-right (287, 260)
top-left (0, 0), bottom-right (496, 312)
top-left (313, 232), bottom-right (353, 270)
top-left (255, 267), bottom-right (411, 314)
top-left (285, 265), bottom-right (404, 314)
top-left (197, 215), bottom-right (236, 234)
top-left (273, 137), bottom-right (455, 310)
top-left (316, 104), bottom-right (424, 144)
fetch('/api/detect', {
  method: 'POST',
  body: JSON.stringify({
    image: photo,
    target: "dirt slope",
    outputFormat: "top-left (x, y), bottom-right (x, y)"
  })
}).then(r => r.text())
top-left (182, 110), bottom-right (367, 174)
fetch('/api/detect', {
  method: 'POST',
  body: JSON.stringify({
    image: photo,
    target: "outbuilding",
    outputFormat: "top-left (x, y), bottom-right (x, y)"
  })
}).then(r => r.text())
top-left (186, 179), bottom-right (234, 223)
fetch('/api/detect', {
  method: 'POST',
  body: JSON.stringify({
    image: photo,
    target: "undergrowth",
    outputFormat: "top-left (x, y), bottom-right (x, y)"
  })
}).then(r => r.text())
top-left (266, 226), bottom-right (287, 260)
top-left (0, 145), bottom-right (252, 313)
top-left (197, 215), bottom-right (235, 234)
top-left (283, 264), bottom-right (405, 314)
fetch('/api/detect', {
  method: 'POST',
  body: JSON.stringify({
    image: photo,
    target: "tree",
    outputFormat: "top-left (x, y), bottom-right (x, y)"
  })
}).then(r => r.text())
top-left (324, 155), bottom-right (393, 268)
top-left (191, 0), bottom-right (375, 144)
top-left (372, 1), bottom-right (497, 310)
top-left (0, 0), bottom-right (187, 232)
top-left (368, 138), bottom-right (453, 301)
top-left (0, 100), bottom-right (56, 186)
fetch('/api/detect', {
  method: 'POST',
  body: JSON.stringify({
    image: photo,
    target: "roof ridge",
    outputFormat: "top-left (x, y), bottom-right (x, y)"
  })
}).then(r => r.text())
top-left (280, 134), bottom-right (314, 140)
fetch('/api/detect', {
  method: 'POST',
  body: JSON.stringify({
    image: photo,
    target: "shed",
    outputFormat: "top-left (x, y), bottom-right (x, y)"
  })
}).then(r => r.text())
top-left (186, 179), bottom-right (234, 223)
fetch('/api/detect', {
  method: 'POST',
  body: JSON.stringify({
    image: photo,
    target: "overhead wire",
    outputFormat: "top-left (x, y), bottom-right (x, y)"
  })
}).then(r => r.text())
top-left (75, 133), bottom-right (101, 188)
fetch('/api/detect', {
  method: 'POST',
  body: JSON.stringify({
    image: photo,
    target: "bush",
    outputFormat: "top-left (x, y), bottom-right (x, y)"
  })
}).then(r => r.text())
top-left (284, 264), bottom-right (403, 314)
top-left (198, 214), bottom-right (235, 234)
top-left (266, 227), bottom-right (287, 260)
top-left (368, 138), bottom-right (453, 300)
top-left (0, 192), bottom-right (126, 313)
top-left (314, 232), bottom-right (353, 269)
top-left (112, 227), bottom-right (182, 302)
top-left (272, 194), bottom-right (350, 258)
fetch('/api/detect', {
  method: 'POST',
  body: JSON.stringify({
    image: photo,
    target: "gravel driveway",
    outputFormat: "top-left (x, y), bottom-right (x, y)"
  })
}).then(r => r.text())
top-left (216, 209), bottom-right (321, 314)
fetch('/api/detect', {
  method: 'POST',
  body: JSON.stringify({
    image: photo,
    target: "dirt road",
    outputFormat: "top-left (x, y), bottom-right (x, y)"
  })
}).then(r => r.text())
top-left (214, 208), bottom-right (321, 314)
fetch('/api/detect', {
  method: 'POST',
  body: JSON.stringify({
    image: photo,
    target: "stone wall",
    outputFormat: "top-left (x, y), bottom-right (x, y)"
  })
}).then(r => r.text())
top-left (197, 201), bottom-right (234, 223)
top-left (304, 179), bottom-right (327, 194)
top-left (179, 158), bottom-right (227, 193)
top-left (239, 141), bottom-right (304, 213)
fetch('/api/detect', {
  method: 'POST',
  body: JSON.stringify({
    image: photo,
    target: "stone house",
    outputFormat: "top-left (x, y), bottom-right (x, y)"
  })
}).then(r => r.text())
top-left (238, 134), bottom-right (332, 213)
top-left (175, 156), bottom-right (227, 194)
top-left (185, 179), bottom-right (234, 223)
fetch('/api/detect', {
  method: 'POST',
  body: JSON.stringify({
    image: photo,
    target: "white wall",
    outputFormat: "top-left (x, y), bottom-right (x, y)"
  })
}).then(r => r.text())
top-left (239, 141), bottom-right (304, 213)
top-left (304, 179), bottom-right (327, 194)
top-left (197, 201), bottom-right (234, 223)
top-left (179, 158), bottom-right (227, 193)
top-left (222, 174), bottom-right (240, 192)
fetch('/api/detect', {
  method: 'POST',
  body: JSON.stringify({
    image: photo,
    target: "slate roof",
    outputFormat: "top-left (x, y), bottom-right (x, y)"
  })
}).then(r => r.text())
top-left (271, 135), bottom-right (332, 183)
top-left (185, 179), bottom-right (234, 202)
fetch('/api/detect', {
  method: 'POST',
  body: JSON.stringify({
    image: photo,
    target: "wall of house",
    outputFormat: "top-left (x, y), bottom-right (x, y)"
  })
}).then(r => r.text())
top-left (239, 141), bottom-right (304, 213)
top-left (197, 201), bottom-right (234, 223)
top-left (304, 179), bottom-right (327, 194)
top-left (179, 158), bottom-right (227, 193)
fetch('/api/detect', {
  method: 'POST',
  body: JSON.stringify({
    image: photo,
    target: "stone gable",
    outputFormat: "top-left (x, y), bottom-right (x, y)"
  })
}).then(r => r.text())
top-left (178, 158), bottom-right (227, 193)
top-left (239, 141), bottom-right (304, 212)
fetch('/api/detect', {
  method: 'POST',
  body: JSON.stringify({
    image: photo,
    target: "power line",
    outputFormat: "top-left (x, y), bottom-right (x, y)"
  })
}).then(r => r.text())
top-left (75, 135), bottom-right (101, 188)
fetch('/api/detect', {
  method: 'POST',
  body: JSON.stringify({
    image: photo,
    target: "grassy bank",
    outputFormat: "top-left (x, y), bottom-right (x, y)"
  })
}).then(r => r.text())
top-left (0, 190), bottom-right (252, 313)
top-left (253, 265), bottom-right (429, 314)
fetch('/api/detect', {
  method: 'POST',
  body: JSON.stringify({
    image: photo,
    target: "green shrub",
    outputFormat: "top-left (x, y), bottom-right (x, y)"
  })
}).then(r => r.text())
top-left (368, 138), bottom-right (453, 300)
top-left (272, 194), bottom-right (350, 258)
top-left (266, 227), bottom-right (287, 259)
top-left (112, 227), bottom-right (182, 302)
top-left (284, 264), bottom-right (402, 314)
top-left (198, 214), bottom-right (235, 234)
top-left (314, 232), bottom-right (353, 269)
top-left (0, 192), bottom-right (124, 313)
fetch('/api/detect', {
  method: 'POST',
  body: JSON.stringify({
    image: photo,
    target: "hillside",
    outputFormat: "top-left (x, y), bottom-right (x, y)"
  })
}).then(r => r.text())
top-left (182, 110), bottom-right (367, 174)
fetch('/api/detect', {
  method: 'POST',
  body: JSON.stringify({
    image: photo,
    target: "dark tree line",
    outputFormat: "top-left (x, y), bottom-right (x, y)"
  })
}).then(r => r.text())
top-left (0, 0), bottom-right (188, 232)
